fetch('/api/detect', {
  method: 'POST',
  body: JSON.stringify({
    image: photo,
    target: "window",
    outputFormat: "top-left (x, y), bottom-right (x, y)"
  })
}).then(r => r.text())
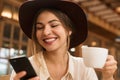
top-left (0, 1), bottom-right (28, 76)
top-left (0, 41), bottom-right (11, 75)
top-left (12, 42), bottom-right (19, 56)
top-left (3, 23), bottom-right (11, 39)
top-left (0, 58), bottom-right (9, 75)
top-left (13, 26), bottom-right (20, 40)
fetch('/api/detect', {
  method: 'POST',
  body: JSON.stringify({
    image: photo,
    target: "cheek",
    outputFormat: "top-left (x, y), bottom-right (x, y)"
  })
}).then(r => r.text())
top-left (36, 31), bottom-right (42, 41)
top-left (56, 29), bottom-right (68, 39)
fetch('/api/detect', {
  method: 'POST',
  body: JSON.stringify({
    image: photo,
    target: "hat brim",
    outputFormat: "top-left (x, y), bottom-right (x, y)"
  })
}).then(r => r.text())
top-left (19, 0), bottom-right (88, 48)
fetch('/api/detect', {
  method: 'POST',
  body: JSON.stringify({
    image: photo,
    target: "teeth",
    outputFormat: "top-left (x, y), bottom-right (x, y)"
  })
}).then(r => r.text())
top-left (44, 38), bottom-right (56, 42)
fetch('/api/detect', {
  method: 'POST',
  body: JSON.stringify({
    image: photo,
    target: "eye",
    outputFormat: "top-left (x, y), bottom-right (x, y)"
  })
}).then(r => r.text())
top-left (51, 23), bottom-right (60, 28)
top-left (51, 24), bottom-right (59, 27)
top-left (36, 24), bottom-right (44, 30)
top-left (36, 26), bottom-right (44, 30)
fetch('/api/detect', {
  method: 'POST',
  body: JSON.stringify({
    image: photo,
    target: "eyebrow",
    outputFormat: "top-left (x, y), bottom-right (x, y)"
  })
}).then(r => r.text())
top-left (48, 19), bottom-right (60, 23)
top-left (36, 19), bottom-right (60, 25)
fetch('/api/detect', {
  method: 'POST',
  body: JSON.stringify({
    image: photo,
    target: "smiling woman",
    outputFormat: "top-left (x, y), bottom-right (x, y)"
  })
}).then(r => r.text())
top-left (10, 0), bottom-right (117, 80)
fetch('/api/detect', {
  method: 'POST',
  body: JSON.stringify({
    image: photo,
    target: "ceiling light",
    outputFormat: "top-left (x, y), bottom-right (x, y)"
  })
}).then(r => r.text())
top-left (116, 6), bottom-right (120, 13)
top-left (70, 48), bottom-right (75, 52)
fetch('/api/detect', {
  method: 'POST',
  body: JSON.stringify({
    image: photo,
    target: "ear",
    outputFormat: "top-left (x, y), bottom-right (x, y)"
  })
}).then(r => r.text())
top-left (68, 30), bottom-right (72, 36)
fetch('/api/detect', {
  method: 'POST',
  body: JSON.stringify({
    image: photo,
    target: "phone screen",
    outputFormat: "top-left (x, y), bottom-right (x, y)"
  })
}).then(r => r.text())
top-left (9, 56), bottom-right (37, 80)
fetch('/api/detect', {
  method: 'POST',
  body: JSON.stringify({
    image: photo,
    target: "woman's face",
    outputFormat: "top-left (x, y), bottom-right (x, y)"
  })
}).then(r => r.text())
top-left (35, 11), bottom-right (71, 52)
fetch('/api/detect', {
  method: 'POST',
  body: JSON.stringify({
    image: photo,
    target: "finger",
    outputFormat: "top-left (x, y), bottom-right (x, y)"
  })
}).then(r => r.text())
top-left (102, 55), bottom-right (117, 72)
top-left (103, 65), bottom-right (117, 70)
top-left (105, 55), bottom-right (117, 66)
top-left (102, 65), bottom-right (117, 75)
top-left (106, 55), bottom-right (114, 61)
top-left (14, 71), bottom-right (26, 80)
top-left (104, 60), bottom-right (117, 71)
top-left (104, 60), bottom-right (117, 67)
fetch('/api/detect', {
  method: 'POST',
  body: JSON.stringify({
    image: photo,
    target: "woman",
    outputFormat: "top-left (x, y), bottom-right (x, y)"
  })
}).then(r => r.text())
top-left (10, 0), bottom-right (117, 80)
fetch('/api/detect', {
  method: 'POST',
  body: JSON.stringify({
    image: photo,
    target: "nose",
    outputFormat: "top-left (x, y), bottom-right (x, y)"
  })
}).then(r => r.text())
top-left (43, 25), bottom-right (52, 36)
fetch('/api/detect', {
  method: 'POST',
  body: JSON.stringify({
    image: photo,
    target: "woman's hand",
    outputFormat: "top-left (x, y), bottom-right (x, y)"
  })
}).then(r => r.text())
top-left (13, 71), bottom-right (40, 80)
top-left (101, 55), bottom-right (117, 80)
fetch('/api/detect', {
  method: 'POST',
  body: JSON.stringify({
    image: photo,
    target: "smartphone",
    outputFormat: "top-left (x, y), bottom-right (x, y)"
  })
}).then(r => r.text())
top-left (9, 56), bottom-right (37, 80)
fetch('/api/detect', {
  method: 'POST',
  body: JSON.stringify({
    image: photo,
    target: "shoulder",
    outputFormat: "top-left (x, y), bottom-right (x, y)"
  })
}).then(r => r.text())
top-left (69, 55), bottom-right (87, 69)
top-left (70, 55), bottom-right (84, 64)
top-left (69, 55), bottom-right (96, 71)
top-left (70, 55), bottom-right (98, 78)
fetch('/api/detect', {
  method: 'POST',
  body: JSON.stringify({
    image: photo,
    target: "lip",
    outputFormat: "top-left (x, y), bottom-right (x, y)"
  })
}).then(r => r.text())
top-left (43, 37), bottom-right (57, 43)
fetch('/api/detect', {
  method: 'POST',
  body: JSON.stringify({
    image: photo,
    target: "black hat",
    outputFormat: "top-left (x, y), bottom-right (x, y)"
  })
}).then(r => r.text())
top-left (19, 0), bottom-right (88, 48)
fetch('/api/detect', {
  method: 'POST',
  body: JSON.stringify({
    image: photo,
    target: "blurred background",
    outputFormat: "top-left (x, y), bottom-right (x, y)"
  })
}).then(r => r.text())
top-left (0, 0), bottom-right (120, 80)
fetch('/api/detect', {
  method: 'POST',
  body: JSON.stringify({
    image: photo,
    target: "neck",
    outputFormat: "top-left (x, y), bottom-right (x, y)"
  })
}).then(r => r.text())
top-left (43, 50), bottom-right (69, 65)
top-left (43, 50), bottom-right (69, 80)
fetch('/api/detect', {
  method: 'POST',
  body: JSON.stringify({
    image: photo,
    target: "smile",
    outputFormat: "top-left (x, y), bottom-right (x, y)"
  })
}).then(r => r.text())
top-left (43, 37), bottom-right (57, 43)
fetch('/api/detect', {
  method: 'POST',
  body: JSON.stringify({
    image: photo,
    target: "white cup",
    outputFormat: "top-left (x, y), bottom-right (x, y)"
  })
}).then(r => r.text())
top-left (82, 46), bottom-right (108, 68)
